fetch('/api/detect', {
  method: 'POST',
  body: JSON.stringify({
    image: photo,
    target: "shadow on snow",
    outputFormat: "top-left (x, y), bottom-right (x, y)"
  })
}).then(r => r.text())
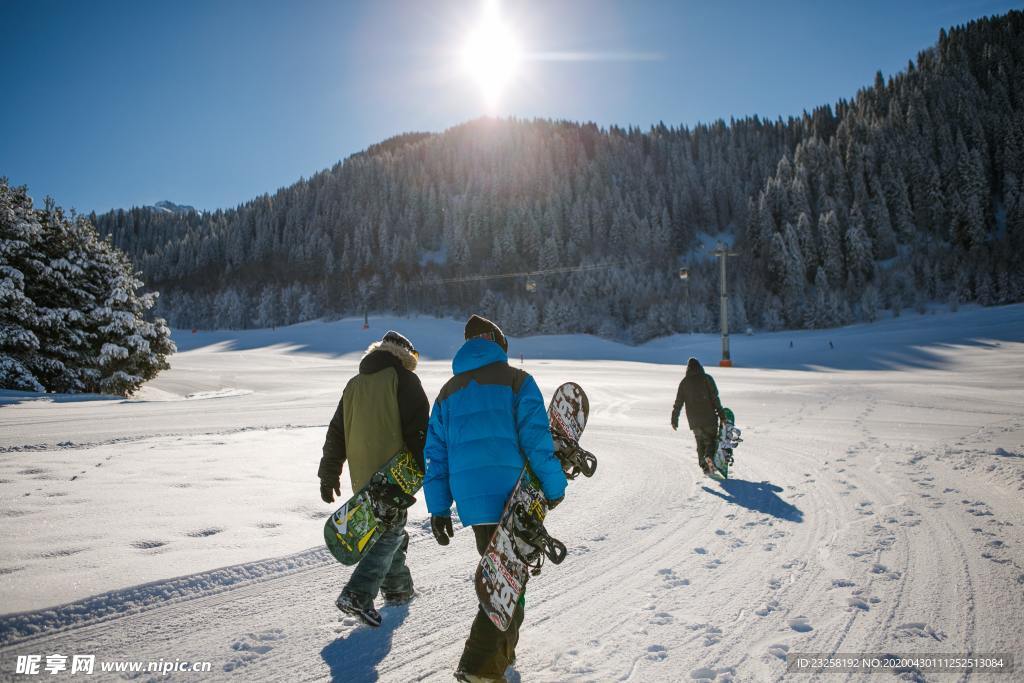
top-left (320, 604), bottom-right (411, 682)
top-left (701, 478), bottom-right (804, 523)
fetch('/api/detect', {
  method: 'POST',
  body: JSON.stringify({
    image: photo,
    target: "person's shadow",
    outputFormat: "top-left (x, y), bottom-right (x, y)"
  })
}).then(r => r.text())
top-left (701, 478), bottom-right (804, 522)
top-left (320, 604), bottom-right (410, 682)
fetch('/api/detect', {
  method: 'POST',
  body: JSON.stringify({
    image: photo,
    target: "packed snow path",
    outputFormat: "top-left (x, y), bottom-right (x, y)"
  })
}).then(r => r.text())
top-left (1, 309), bottom-right (1023, 681)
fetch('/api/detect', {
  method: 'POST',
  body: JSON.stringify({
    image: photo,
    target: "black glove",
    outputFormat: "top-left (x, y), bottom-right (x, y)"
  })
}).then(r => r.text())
top-left (320, 477), bottom-right (341, 504)
top-left (547, 495), bottom-right (564, 510)
top-left (431, 515), bottom-right (454, 545)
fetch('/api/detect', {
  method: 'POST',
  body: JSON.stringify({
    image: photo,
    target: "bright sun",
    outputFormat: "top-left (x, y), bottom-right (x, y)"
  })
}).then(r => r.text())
top-left (460, 0), bottom-right (522, 109)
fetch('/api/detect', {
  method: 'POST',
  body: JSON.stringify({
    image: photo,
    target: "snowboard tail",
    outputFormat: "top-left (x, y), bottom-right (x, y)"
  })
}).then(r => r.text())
top-left (324, 449), bottom-right (423, 566)
top-left (711, 421), bottom-right (742, 478)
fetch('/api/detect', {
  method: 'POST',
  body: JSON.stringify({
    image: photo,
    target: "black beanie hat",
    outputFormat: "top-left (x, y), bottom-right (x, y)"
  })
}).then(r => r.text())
top-left (464, 315), bottom-right (508, 352)
top-left (382, 330), bottom-right (417, 355)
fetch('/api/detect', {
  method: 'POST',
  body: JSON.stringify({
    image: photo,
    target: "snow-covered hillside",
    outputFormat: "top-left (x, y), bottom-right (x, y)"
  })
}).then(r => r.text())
top-left (1, 305), bottom-right (1022, 681)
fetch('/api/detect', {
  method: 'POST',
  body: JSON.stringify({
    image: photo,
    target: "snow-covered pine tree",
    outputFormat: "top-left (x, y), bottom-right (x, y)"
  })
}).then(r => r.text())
top-left (0, 180), bottom-right (173, 395)
top-left (818, 210), bottom-right (845, 287)
top-left (860, 286), bottom-right (880, 322)
top-left (0, 180), bottom-right (45, 391)
top-left (84, 230), bottom-right (175, 395)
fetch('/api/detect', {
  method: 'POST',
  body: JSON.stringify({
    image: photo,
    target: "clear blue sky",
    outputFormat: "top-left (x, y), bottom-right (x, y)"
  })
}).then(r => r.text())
top-left (1, 0), bottom-right (1020, 214)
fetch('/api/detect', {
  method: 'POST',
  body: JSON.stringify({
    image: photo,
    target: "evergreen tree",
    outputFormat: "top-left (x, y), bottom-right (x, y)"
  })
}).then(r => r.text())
top-left (0, 180), bottom-right (173, 395)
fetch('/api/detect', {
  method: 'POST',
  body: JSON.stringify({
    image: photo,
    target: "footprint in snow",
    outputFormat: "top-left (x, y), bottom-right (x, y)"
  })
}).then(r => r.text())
top-left (869, 563), bottom-right (902, 580)
top-left (223, 629), bottom-right (286, 672)
top-left (894, 622), bottom-right (946, 641)
top-left (830, 578), bottom-right (855, 588)
top-left (847, 597), bottom-right (870, 611)
top-left (657, 568), bottom-right (690, 588)
top-left (649, 612), bottom-right (674, 626)
top-left (767, 577), bottom-right (782, 590)
top-left (552, 649), bottom-right (596, 676)
top-left (187, 527), bottom-right (224, 538)
top-left (755, 599), bottom-right (779, 617)
top-left (704, 559), bottom-right (723, 569)
top-left (646, 644), bottom-right (668, 661)
top-left (788, 616), bottom-right (813, 632)
top-left (693, 547), bottom-right (707, 555)
top-left (689, 665), bottom-right (736, 681)
top-left (38, 547), bottom-right (86, 558)
top-left (981, 552), bottom-right (1010, 564)
top-left (767, 643), bottom-right (790, 660)
top-left (702, 625), bottom-right (722, 646)
top-left (131, 540), bottom-right (167, 550)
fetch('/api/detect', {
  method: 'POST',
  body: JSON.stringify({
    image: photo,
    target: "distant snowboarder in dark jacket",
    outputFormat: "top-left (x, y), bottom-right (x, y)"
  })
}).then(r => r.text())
top-left (671, 357), bottom-right (726, 474)
top-left (317, 330), bottom-right (429, 627)
top-left (424, 315), bottom-right (567, 683)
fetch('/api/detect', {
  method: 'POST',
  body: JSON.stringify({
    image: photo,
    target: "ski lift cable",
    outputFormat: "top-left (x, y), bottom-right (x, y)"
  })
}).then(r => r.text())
top-left (430, 261), bottom-right (617, 285)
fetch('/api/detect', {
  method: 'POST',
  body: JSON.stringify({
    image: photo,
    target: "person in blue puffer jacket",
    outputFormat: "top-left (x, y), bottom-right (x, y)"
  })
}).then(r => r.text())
top-left (425, 315), bottom-right (566, 683)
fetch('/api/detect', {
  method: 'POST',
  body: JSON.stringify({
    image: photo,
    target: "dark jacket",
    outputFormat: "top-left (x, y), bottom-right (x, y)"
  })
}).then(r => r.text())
top-left (423, 338), bottom-right (567, 526)
top-left (671, 363), bottom-right (725, 431)
top-left (318, 342), bottom-right (429, 492)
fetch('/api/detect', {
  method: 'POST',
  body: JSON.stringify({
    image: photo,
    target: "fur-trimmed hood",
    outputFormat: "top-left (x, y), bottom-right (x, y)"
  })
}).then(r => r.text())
top-left (362, 340), bottom-right (418, 373)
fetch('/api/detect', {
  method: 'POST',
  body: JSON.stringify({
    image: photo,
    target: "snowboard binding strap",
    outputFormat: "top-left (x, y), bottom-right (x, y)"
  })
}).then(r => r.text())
top-left (367, 473), bottom-right (416, 526)
top-left (553, 434), bottom-right (598, 479)
top-left (511, 502), bottom-right (568, 575)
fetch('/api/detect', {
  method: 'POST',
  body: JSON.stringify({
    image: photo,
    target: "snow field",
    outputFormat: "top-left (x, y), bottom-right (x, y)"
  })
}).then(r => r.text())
top-left (0, 305), bottom-right (1022, 681)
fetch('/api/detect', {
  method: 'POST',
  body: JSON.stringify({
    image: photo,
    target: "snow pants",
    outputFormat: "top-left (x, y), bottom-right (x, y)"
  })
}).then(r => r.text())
top-left (693, 425), bottom-right (719, 470)
top-left (458, 524), bottom-right (525, 679)
top-left (343, 509), bottom-right (413, 605)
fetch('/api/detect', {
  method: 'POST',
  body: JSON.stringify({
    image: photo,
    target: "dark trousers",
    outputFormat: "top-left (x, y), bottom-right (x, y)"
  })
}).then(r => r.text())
top-left (343, 510), bottom-right (413, 606)
top-left (457, 524), bottom-right (525, 678)
top-left (693, 426), bottom-right (719, 470)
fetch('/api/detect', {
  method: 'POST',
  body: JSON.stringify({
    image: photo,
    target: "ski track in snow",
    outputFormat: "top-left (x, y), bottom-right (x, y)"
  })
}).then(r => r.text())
top-left (1, 309), bottom-right (1023, 681)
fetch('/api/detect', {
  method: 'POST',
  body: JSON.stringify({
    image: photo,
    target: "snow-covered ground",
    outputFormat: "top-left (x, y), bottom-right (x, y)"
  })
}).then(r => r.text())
top-left (1, 305), bottom-right (1023, 681)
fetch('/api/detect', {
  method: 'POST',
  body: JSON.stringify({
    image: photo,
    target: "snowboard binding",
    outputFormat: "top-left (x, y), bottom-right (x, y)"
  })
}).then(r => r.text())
top-left (367, 472), bottom-right (416, 526)
top-left (553, 433), bottom-right (598, 479)
top-left (510, 501), bottom-right (567, 575)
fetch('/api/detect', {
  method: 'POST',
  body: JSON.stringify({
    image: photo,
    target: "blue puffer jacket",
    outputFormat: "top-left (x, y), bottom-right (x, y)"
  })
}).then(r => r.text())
top-left (423, 338), bottom-right (567, 526)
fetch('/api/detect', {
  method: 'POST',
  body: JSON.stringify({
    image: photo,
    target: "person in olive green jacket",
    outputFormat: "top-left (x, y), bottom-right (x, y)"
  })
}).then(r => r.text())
top-left (318, 330), bottom-right (429, 627)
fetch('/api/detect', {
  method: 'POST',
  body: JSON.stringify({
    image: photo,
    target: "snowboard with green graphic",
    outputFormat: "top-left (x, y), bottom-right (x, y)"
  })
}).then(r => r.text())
top-left (324, 449), bottom-right (423, 565)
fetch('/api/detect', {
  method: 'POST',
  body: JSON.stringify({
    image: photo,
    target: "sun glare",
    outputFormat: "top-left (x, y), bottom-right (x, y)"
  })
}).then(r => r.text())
top-left (460, 0), bottom-right (522, 109)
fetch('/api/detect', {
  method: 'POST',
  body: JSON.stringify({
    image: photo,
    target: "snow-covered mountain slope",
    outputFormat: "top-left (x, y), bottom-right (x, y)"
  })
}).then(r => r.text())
top-left (1, 305), bottom-right (1022, 681)
top-left (152, 200), bottom-right (199, 215)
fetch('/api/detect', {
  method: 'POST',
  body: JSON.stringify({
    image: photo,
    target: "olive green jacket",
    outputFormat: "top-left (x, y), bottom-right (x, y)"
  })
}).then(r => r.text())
top-left (318, 342), bottom-right (429, 492)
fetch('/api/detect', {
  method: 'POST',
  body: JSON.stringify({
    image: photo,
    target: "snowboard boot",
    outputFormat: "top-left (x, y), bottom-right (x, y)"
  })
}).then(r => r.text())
top-left (382, 589), bottom-right (416, 606)
top-left (454, 671), bottom-right (505, 683)
top-left (335, 591), bottom-right (382, 627)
